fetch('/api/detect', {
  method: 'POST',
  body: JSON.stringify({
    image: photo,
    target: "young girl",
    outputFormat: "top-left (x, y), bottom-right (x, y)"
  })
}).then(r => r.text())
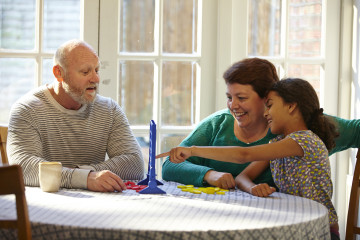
top-left (156, 78), bottom-right (339, 239)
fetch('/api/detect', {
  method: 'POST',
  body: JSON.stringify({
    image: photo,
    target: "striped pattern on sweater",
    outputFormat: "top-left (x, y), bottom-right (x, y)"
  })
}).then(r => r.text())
top-left (8, 86), bottom-right (144, 188)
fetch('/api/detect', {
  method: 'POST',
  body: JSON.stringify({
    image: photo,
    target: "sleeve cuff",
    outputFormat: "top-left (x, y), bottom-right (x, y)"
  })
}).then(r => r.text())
top-left (78, 165), bottom-right (96, 171)
top-left (71, 168), bottom-right (92, 189)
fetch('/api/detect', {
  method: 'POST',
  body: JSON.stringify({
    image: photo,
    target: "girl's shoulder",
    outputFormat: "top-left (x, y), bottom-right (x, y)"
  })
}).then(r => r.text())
top-left (287, 130), bottom-right (328, 155)
top-left (271, 130), bottom-right (321, 145)
top-left (287, 130), bottom-right (319, 141)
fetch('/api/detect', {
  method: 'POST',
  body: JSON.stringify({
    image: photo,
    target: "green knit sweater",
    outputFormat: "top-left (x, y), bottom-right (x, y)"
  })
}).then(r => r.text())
top-left (162, 109), bottom-right (360, 187)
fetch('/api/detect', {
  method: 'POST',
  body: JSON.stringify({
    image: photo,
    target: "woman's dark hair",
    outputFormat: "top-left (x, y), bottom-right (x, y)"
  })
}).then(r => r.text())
top-left (270, 78), bottom-right (338, 151)
top-left (223, 58), bottom-right (279, 98)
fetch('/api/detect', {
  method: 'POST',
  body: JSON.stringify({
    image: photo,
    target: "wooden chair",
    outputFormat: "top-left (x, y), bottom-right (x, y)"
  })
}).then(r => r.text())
top-left (0, 124), bottom-right (8, 164)
top-left (346, 148), bottom-right (360, 240)
top-left (0, 165), bottom-right (32, 240)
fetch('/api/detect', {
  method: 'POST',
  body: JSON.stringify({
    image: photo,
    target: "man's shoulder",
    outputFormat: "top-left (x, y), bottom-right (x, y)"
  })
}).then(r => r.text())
top-left (13, 85), bottom-right (47, 107)
top-left (94, 95), bottom-right (118, 109)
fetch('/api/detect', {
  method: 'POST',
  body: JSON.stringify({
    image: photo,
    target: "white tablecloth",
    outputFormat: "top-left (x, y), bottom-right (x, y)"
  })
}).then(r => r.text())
top-left (0, 181), bottom-right (330, 240)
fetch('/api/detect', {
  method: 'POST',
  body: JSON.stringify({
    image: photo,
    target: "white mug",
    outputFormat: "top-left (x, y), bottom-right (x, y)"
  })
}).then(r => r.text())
top-left (39, 162), bottom-right (62, 192)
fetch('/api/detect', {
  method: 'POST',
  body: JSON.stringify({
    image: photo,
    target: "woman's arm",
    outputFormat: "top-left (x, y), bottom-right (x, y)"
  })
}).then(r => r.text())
top-left (328, 115), bottom-right (360, 155)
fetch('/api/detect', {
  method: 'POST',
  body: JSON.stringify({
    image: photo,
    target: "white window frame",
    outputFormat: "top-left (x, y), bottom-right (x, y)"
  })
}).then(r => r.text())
top-left (81, 0), bottom-right (100, 52)
top-left (97, 0), bottom-right (218, 170)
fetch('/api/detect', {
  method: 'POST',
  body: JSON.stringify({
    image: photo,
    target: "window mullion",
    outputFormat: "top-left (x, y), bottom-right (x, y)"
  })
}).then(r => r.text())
top-left (155, 0), bottom-right (163, 127)
top-left (35, 0), bottom-right (43, 87)
top-left (281, 0), bottom-right (289, 78)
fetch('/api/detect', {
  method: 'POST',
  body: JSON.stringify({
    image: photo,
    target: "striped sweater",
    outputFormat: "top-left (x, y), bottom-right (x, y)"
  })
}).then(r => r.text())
top-left (8, 85), bottom-right (144, 189)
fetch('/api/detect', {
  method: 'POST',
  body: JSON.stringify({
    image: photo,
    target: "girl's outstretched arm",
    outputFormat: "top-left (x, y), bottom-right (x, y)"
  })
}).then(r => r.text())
top-left (156, 138), bottom-right (304, 164)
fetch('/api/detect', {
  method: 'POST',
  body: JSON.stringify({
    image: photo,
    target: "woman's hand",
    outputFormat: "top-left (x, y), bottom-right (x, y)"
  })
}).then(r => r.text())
top-left (204, 170), bottom-right (236, 189)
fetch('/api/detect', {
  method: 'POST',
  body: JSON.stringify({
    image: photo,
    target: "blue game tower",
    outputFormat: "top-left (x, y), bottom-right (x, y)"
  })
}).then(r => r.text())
top-left (138, 120), bottom-right (166, 194)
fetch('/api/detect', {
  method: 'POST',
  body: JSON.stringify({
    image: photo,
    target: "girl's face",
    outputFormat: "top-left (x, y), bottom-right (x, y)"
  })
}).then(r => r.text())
top-left (264, 91), bottom-right (290, 135)
top-left (226, 83), bottom-right (267, 129)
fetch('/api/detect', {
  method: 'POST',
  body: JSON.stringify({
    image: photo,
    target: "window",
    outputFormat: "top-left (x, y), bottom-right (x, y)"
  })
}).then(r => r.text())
top-left (0, 0), bottom-right (81, 123)
top-left (216, 0), bottom-right (339, 111)
top-left (0, 0), bottom-right (217, 174)
top-left (249, 0), bottom-right (324, 99)
top-left (99, 0), bottom-right (217, 172)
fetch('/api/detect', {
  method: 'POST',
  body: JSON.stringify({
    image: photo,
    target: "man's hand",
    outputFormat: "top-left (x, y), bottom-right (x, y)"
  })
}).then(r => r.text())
top-left (249, 183), bottom-right (276, 197)
top-left (204, 170), bottom-right (236, 189)
top-left (87, 170), bottom-right (126, 192)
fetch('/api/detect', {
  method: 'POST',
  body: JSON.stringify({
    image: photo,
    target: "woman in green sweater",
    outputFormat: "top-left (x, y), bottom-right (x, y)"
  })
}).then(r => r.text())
top-left (161, 58), bottom-right (360, 197)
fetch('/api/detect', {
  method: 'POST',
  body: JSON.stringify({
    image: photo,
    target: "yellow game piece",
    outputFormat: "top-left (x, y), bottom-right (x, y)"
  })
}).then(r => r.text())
top-left (191, 190), bottom-right (202, 194)
top-left (182, 188), bottom-right (191, 192)
top-left (214, 187), bottom-right (220, 192)
top-left (216, 191), bottom-right (226, 195)
top-left (198, 188), bottom-right (207, 192)
top-left (185, 185), bottom-right (194, 188)
top-left (177, 185), bottom-right (186, 189)
top-left (206, 188), bottom-right (215, 194)
top-left (220, 189), bottom-right (229, 192)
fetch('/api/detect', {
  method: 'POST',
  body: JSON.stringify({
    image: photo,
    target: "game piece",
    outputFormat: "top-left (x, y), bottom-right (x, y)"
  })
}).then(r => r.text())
top-left (138, 120), bottom-right (166, 194)
top-left (176, 184), bottom-right (229, 195)
top-left (205, 188), bottom-right (215, 194)
top-left (191, 190), bottom-right (202, 194)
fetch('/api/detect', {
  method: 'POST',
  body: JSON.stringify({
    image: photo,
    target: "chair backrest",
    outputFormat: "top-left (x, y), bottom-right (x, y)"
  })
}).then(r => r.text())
top-left (0, 165), bottom-right (32, 240)
top-left (0, 124), bottom-right (8, 164)
top-left (346, 148), bottom-right (360, 240)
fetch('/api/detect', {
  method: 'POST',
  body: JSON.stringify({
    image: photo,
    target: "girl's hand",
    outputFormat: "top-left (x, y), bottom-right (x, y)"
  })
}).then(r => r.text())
top-left (250, 183), bottom-right (276, 197)
top-left (156, 147), bottom-right (193, 163)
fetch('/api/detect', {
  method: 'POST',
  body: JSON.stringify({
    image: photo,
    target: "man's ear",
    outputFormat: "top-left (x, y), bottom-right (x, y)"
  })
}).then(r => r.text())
top-left (53, 65), bottom-right (64, 82)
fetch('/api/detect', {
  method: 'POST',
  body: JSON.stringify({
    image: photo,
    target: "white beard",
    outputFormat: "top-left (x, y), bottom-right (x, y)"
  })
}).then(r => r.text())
top-left (62, 77), bottom-right (98, 105)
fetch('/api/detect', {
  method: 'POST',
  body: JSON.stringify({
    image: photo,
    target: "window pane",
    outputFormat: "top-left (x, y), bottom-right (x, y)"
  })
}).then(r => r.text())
top-left (135, 135), bottom-right (149, 174)
top-left (161, 61), bottom-right (196, 126)
top-left (42, 58), bottom-right (54, 85)
top-left (288, 0), bottom-right (322, 57)
top-left (287, 64), bottom-right (321, 94)
top-left (0, 0), bottom-right (36, 50)
top-left (120, 0), bottom-right (155, 53)
top-left (119, 61), bottom-right (154, 125)
top-left (0, 58), bottom-right (35, 123)
top-left (163, 0), bottom-right (198, 54)
top-left (160, 134), bottom-right (187, 153)
top-left (158, 133), bottom-right (187, 176)
top-left (248, 0), bottom-right (281, 56)
top-left (43, 0), bottom-right (80, 52)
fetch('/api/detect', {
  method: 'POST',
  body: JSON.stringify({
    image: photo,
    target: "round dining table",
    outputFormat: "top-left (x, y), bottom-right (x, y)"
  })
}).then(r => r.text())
top-left (0, 181), bottom-right (330, 240)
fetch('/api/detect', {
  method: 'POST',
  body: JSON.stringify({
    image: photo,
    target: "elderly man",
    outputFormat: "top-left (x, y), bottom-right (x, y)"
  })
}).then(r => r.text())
top-left (8, 39), bottom-right (144, 192)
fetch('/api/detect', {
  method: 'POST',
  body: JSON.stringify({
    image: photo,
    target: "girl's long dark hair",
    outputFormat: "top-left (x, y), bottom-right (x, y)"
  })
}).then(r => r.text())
top-left (270, 78), bottom-right (338, 150)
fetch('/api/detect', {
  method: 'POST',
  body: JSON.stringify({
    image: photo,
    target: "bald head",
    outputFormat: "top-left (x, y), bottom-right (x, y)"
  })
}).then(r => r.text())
top-left (54, 39), bottom-right (98, 71)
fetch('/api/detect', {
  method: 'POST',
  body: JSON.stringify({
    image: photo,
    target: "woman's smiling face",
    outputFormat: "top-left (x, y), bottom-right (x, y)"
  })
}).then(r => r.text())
top-left (226, 83), bottom-right (267, 129)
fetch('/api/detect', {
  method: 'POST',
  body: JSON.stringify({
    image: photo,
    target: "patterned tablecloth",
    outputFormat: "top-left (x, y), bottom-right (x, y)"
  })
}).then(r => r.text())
top-left (0, 181), bottom-right (330, 240)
